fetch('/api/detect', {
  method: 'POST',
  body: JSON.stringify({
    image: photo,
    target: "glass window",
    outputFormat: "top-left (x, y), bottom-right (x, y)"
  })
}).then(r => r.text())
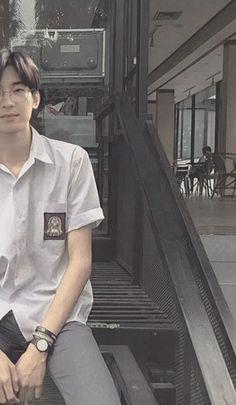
top-left (4, 0), bottom-right (110, 234)
top-left (176, 85), bottom-right (216, 161)
top-left (6, 1), bottom-right (109, 151)
top-left (182, 109), bottom-right (191, 160)
top-left (207, 110), bottom-right (216, 149)
top-left (194, 109), bottom-right (205, 159)
top-left (195, 85), bottom-right (215, 158)
top-left (176, 96), bottom-right (192, 160)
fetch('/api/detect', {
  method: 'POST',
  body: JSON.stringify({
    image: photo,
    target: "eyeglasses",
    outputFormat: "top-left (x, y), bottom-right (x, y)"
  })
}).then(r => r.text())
top-left (0, 87), bottom-right (34, 104)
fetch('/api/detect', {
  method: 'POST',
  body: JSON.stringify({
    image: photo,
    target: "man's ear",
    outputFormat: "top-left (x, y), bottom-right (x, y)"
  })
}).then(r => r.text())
top-left (33, 91), bottom-right (40, 109)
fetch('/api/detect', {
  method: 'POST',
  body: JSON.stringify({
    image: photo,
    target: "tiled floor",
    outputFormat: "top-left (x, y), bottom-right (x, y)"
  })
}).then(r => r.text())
top-left (184, 195), bottom-right (236, 324)
top-left (185, 195), bottom-right (236, 235)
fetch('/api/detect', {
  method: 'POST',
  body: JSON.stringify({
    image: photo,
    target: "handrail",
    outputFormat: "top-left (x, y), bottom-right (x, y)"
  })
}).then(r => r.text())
top-left (123, 66), bottom-right (137, 85)
top-left (94, 94), bottom-right (115, 121)
top-left (114, 92), bottom-right (236, 404)
top-left (146, 121), bottom-right (236, 350)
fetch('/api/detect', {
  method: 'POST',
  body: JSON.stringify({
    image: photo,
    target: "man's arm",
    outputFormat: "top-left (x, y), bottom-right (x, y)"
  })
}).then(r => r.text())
top-left (40, 224), bottom-right (92, 334)
top-left (16, 224), bottom-right (92, 400)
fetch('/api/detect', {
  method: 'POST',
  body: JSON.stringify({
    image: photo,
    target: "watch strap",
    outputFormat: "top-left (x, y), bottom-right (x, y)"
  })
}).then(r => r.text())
top-left (35, 326), bottom-right (57, 342)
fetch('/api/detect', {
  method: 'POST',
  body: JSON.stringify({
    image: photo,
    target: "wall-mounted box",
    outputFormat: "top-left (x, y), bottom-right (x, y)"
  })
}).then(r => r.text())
top-left (11, 29), bottom-right (105, 79)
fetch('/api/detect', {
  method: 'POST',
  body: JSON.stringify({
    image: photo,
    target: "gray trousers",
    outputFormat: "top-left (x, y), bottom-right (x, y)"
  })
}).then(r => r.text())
top-left (0, 311), bottom-right (121, 405)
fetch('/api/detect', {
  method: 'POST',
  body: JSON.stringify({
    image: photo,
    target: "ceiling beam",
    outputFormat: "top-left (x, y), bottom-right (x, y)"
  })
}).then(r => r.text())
top-left (148, 0), bottom-right (236, 86)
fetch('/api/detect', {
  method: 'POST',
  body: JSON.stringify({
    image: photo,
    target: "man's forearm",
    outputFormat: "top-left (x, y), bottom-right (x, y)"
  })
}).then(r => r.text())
top-left (38, 226), bottom-right (92, 336)
top-left (39, 258), bottom-right (91, 335)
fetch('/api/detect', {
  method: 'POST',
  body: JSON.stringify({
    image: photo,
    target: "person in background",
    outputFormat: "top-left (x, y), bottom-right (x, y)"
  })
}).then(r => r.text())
top-left (205, 147), bottom-right (226, 198)
top-left (0, 49), bottom-right (121, 405)
top-left (199, 145), bottom-right (212, 163)
top-left (189, 145), bottom-right (213, 179)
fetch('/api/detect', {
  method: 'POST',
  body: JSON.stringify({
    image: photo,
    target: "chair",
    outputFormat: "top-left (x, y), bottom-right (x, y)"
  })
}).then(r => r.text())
top-left (189, 161), bottom-right (214, 196)
top-left (211, 154), bottom-right (236, 198)
top-left (230, 159), bottom-right (236, 196)
top-left (175, 164), bottom-right (190, 196)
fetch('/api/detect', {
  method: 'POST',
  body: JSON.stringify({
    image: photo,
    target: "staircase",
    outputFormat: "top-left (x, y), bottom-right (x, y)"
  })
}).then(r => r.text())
top-left (32, 261), bottom-right (177, 405)
top-left (89, 261), bottom-right (177, 405)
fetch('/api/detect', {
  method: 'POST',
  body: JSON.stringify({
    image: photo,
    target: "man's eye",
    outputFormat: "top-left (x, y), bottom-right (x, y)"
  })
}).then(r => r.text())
top-left (13, 88), bottom-right (26, 94)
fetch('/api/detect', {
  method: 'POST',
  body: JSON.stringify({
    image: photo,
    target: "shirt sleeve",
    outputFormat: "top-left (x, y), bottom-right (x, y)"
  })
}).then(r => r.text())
top-left (66, 147), bottom-right (104, 232)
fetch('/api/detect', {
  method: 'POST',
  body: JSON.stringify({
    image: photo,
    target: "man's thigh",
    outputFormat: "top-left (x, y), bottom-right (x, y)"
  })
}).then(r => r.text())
top-left (47, 322), bottom-right (121, 405)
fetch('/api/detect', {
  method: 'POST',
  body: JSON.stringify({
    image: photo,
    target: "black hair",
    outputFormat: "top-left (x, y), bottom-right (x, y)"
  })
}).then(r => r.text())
top-left (202, 145), bottom-right (212, 154)
top-left (0, 49), bottom-right (40, 91)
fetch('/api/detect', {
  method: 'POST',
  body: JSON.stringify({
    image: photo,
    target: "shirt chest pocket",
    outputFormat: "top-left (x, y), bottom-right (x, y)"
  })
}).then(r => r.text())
top-left (30, 202), bottom-right (67, 254)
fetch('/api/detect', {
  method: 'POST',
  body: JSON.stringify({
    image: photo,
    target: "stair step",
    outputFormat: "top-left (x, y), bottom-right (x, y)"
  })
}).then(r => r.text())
top-left (152, 382), bottom-right (175, 388)
top-left (90, 262), bottom-right (177, 372)
top-left (146, 364), bottom-right (175, 383)
top-left (151, 382), bottom-right (176, 405)
top-left (90, 262), bottom-right (175, 330)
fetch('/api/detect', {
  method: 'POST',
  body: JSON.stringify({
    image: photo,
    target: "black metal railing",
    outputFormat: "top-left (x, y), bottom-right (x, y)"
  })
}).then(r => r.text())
top-left (95, 93), bottom-right (236, 405)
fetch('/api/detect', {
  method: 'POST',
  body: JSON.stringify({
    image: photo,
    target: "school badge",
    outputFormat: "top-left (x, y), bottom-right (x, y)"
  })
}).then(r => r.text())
top-left (44, 212), bottom-right (66, 240)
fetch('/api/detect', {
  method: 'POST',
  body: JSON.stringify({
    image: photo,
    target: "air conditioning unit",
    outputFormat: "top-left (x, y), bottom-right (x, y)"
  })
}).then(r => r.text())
top-left (11, 29), bottom-right (105, 79)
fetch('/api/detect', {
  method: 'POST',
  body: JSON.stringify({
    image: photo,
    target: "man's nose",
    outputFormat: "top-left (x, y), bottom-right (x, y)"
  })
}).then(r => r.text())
top-left (0, 91), bottom-right (15, 107)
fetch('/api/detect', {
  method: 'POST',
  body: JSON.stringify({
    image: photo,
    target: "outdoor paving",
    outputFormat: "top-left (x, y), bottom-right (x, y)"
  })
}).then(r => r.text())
top-left (185, 195), bottom-right (236, 235)
top-left (184, 195), bottom-right (236, 324)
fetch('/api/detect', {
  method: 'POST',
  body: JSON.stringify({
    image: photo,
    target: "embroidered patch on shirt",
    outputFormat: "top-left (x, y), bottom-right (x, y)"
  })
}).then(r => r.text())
top-left (44, 213), bottom-right (66, 240)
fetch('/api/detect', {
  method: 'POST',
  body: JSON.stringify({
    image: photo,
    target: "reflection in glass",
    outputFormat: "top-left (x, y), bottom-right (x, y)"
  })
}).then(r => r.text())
top-left (6, 0), bottom-right (110, 234)
top-left (34, 0), bottom-right (105, 29)
top-left (9, 0), bottom-right (25, 37)
top-left (0, 0), bottom-right (25, 47)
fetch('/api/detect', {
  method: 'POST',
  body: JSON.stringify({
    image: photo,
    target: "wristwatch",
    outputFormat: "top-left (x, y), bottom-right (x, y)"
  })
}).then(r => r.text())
top-left (31, 336), bottom-right (52, 353)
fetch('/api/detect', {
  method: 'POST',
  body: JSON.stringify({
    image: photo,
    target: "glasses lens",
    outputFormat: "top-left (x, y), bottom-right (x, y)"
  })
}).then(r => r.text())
top-left (12, 88), bottom-right (30, 102)
top-left (0, 88), bottom-right (31, 103)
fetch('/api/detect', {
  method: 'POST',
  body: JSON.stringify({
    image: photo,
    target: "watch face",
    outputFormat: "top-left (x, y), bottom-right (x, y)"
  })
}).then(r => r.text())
top-left (36, 338), bottom-right (49, 352)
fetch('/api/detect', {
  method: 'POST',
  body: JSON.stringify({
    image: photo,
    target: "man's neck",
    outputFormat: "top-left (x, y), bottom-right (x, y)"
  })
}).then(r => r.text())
top-left (0, 127), bottom-right (32, 176)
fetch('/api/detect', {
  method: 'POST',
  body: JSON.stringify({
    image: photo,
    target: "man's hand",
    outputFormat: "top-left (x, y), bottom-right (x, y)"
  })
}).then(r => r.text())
top-left (0, 350), bottom-right (19, 404)
top-left (15, 344), bottom-right (47, 403)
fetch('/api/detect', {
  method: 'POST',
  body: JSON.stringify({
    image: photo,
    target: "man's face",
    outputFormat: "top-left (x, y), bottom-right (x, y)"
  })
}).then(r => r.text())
top-left (204, 150), bottom-right (211, 158)
top-left (0, 65), bottom-right (40, 136)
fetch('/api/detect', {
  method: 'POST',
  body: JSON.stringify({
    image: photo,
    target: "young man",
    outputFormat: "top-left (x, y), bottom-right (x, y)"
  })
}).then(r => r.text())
top-left (0, 49), bottom-right (121, 405)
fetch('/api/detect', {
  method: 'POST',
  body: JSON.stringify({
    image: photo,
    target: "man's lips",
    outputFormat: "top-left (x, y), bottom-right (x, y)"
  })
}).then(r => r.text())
top-left (0, 114), bottom-right (19, 118)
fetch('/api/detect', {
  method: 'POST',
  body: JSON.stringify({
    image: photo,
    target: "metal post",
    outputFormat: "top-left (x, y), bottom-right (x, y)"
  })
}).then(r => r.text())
top-left (191, 95), bottom-right (196, 165)
top-left (180, 108), bottom-right (184, 159)
top-left (215, 81), bottom-right (221, 153)
top-left (174, 104), bottom-right (179, 164)
top-left (136, 0), bottom-right (150, 118)
top-left (114, 0), bottom-right (125, 92)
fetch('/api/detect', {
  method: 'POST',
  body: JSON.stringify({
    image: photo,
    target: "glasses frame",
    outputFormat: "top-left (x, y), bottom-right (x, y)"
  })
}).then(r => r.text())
top-left (0, 87), bottom-right (35, 104)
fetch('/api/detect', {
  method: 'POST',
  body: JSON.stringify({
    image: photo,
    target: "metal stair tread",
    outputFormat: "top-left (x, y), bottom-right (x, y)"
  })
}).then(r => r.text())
top-left (89, 262), bottom-right (176, 331)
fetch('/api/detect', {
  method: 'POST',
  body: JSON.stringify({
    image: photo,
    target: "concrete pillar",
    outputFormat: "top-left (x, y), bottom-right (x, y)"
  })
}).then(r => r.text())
top-left (147, 101), bottom-right (156, 126)
top-left (156, 89), bottom-right (175, 164)
top-left (218, 40), bottom-right (236, 154)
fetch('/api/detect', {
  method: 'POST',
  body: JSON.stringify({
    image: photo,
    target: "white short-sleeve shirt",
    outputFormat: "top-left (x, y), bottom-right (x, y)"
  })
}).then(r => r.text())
top-left (0, 128), bottom-right (104, 340)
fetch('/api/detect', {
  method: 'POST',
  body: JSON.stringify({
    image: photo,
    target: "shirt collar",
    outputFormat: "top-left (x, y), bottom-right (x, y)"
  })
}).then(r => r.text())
top-left (30, 127), bottom-right (54, 165)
